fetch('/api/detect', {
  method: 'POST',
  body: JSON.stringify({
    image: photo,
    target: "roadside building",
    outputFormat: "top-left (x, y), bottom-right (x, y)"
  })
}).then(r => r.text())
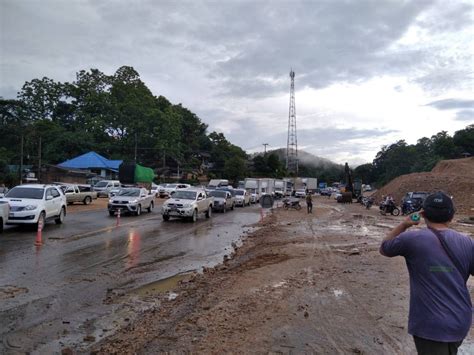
top-left (57, 151), bottom-right (122, 180)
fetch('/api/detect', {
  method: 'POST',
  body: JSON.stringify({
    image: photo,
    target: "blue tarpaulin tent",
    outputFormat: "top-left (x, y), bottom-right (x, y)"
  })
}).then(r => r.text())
top-left (58, 152), bottom-right (122, 172)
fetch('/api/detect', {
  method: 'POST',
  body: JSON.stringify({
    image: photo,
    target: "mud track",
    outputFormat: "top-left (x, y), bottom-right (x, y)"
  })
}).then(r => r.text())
top-left (94, 197), bottom-right (473, 354)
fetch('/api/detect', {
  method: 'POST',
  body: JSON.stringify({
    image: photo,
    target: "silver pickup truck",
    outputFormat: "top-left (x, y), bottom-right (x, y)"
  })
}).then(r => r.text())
top-left (63, 184), bottom-right (98, 205)
top-left (162, 188), bottom-right (213, 222)
top-left (0, 200), bottom-right (9, 233)
top-left (108, 187), bottom-right (154, 216)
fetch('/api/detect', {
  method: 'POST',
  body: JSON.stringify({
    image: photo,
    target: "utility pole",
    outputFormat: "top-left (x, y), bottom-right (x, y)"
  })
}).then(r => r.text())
top-left (262, 143), bottom-right (269, 154)
top-left (38, 137), bottom-right (42, 182)
top-left (20, 134), bottom-right (24, 184)
top-left (134, 132), bottom-right (138, 163)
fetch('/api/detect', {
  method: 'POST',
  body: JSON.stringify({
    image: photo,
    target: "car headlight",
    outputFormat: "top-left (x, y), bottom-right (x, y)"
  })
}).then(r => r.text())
top-left (129, 200), bottom-right (138, 204)
top-left (109, 199), bottom-right (114, 204)
top-left (23, 205), bottom-right (37, 211)
top-left (183, 203), bottom-right (191, 208)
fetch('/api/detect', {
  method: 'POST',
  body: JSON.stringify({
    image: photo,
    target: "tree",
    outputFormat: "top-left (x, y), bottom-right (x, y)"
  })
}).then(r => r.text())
top-left (453, 125), bottom-right (474, 155)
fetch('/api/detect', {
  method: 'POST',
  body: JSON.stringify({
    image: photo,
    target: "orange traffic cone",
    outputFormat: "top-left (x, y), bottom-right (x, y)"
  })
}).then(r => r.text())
top-left (116, 209), bottom-right (121, 227)
top-left (34, 218), bottom-right (43, 246)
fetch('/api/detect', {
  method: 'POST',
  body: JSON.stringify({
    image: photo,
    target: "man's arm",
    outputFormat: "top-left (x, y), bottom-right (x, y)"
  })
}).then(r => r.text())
top-left (379, 216), bottom-right (420, 256)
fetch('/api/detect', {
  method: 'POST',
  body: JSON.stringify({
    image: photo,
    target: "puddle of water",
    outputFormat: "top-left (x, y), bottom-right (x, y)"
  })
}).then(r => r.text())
top-left (333, 289), bottom-right (344, 298)
top-left (132, 274), bottom-right (189, 297)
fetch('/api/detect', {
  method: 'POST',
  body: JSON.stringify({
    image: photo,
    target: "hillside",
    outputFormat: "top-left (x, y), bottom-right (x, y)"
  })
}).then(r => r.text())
top-left (262, 148), bottom-right (343, 169)
top-left (372, 157), bottom-right (474, 215)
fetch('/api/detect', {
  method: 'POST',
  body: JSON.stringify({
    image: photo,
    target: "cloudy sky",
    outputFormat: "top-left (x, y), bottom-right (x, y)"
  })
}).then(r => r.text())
top-left (1, 0), bottom-right (473, 165)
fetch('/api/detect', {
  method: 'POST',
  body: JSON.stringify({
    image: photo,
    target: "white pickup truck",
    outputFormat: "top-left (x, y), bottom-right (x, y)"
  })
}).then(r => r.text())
top-left (108, 187), bottom-right (154, 216)
top-left (162, 188), bottom-right (213, 222)
top-left (0, 201), bottom-right (9, 233)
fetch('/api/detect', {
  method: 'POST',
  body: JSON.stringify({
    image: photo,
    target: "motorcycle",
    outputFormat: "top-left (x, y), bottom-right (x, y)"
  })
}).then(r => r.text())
top-left (282, 198), bottom-right (302, 210)
top-left (379, 200), bottom-right (400, 216)
top-left (401, 200), bottom-right (422, 215)
top-left (363, 197), bottom-right (374, 209)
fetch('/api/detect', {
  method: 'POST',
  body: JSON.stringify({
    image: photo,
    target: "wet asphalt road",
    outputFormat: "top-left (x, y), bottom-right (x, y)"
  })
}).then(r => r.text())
top-left (0, 201), bottom-right (260, 353)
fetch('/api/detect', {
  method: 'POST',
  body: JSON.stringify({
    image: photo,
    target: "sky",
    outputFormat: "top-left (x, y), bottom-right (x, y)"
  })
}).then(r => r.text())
top-left (1, 0), bottom-right (473, 166)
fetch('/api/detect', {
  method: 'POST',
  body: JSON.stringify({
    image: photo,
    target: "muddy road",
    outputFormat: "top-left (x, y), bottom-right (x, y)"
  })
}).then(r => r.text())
top-left (0, 199), bottom-right (260, 353)
top-left (96, 197), bottom-right (474, 354)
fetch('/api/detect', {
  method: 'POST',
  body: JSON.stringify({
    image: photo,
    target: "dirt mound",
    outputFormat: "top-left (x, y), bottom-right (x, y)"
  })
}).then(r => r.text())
top-left (431, 157), bottom-right (474, 176)
top-left (373, 158), bottom-right (474, 215)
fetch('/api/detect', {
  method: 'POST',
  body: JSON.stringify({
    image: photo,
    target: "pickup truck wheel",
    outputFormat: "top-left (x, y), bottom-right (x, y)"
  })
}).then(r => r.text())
top-left (55, 207), bottom-right (65, 224)
top-left (222, 204), bottom-right (226, 213)
top-left (37, 212), bottom-right (46, 229)
top-left (108, 211), bottom-right (115, 217)
top-left (83, 196), bottom-right (92, 205)
top-left (136, 205), bottom-right (141, 216)
top-left (191, 209), bottom-right (198, 222)
top-left (147, 201), bottom-right (154, 213)
top-left (163, 214), bottom-right (170, 221)
top-left (205, 207), bottom-right (212, 218)
top-left (231, 203), bottom-right (235, 211)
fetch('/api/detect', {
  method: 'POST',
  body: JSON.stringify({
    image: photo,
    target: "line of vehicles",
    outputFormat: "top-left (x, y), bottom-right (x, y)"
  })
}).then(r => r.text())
top-left (0, 176), bottom-right (332, 232)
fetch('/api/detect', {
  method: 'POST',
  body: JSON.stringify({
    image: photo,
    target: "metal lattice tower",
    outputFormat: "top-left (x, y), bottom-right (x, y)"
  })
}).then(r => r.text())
top-left (286, 69), bottom-right (298, 175)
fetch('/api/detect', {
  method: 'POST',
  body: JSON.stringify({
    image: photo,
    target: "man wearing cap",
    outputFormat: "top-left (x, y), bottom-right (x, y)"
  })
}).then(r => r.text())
top-left (380, 191), bottom-right (473, 354)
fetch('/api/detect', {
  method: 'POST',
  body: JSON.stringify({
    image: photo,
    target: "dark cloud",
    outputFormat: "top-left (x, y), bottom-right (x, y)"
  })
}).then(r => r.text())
top-left (426, 99), bottom-right (474, 110)
top-left (455, 110), bottom-right (474, 121)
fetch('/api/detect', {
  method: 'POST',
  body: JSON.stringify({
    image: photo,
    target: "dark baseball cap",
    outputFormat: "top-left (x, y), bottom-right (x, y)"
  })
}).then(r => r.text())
top-left (423, 191), bottom-right (455, 223)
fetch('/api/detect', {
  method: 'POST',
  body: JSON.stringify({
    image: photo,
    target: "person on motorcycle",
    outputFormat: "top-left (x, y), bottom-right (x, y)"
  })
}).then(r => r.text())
top-left (380, 191), bottom-right (473, 354)
top-left (305, 192), bottom-right (313, 213)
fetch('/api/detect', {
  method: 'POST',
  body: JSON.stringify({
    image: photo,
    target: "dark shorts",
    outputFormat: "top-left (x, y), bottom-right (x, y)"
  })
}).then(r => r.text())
top-left (414, 336), bottom-right (463, 355)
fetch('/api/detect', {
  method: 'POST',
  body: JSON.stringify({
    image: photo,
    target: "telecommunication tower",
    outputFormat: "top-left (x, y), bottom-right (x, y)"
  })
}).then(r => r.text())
top-left (286, 69), bottom-right (298, 175)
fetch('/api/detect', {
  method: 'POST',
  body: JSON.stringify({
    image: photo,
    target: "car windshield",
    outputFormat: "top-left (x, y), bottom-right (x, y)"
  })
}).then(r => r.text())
top-left (95, 181), bottom-right (108, 188)
top-left (6, 187), bottom-right (45, 199)
top-left (209, 190), bottom-right (227, 198)
top-left (117, 189), bottom-right (140, 197)
top-left (235, 190), bottom-right (244, 195)
top-left (248, 188), bottom-right (257, 194)
top-left (172, 191), bottom-right (197, 200)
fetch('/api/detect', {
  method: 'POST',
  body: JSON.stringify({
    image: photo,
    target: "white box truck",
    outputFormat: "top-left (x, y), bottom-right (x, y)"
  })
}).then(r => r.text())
top-left (244, 178), bottom-right (261, 203)
top-left (304, 178), bottom-right (318, 193)
top-left (274, 179), bottom-right (284, 198)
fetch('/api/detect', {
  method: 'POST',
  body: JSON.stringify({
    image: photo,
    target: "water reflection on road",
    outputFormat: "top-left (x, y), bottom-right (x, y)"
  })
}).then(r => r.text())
top-left (0, 205), bottom-right (260, 353)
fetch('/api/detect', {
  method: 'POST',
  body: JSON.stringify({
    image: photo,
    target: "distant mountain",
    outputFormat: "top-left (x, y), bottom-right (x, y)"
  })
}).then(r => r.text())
top-left (258, 148), bottom-right (343, 169)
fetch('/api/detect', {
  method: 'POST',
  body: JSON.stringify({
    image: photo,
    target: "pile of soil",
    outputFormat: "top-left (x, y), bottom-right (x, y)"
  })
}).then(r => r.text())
top-left (373, 157), bottom-right (474, 215)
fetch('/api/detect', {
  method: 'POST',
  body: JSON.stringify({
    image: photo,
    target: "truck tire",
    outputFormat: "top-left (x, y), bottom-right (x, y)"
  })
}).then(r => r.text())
top-left (109, 211), bottom-right (115, 217)
top-left (205, 207), bottom-right (212, 218)
top-left (83, 196), bottom-right (92, 205)
top-left (147, 201), bottom-right (154, 213)
top-left (231, 203), bottom-right (235, 211)
top-left (191, 209), bottom-right (198, 222)
top-left (55, 207), bottom-right (65, 224)
top-left (222, 204), bottom-right (226, 213)
top-left (163, 214), bottom-right (170, 221)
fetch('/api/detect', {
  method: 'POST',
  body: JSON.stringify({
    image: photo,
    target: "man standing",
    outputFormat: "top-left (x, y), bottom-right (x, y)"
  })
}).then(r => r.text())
top-left (380, 191), bottom-right (473, 354)
top-left (305, 192), bottom-right (313, 214)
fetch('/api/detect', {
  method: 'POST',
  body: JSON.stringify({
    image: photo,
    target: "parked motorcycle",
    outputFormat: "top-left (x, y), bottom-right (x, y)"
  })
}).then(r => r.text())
top-left (282, 198), bottom-right (302, 210)
top-left (379, 201), bottom-right (400, 216)
top-left (401, 200), bottom-right (422, 215)
top-left (363, 197), bottom-right (374, 209)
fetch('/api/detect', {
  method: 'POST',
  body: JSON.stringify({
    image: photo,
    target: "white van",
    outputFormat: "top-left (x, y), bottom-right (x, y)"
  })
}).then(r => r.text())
top-left (93, 180), bottom-right (121, 197)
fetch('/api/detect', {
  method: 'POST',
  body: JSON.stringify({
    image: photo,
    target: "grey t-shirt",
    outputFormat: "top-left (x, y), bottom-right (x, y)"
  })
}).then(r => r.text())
top-left (382, 228), bottom-right (473, 342)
